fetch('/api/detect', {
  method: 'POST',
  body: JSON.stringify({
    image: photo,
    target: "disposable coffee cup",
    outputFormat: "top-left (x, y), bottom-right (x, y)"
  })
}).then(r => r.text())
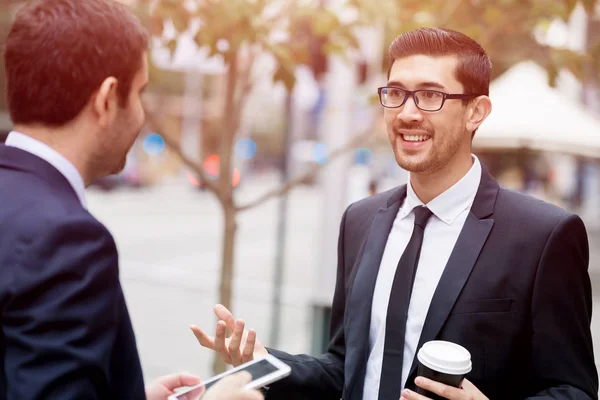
top-left (416, 341), bottom-right (472, 400)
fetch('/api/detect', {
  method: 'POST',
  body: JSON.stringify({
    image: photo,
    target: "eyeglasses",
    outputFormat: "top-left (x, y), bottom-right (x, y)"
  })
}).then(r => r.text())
top-left (377, 87), bottom-right (482, 112)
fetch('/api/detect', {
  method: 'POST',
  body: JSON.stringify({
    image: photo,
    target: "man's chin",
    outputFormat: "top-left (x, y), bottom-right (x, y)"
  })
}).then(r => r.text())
top-left (396, 153), bottom-right (432, 173)
top-left (109, 159), bottom-right (127, 176)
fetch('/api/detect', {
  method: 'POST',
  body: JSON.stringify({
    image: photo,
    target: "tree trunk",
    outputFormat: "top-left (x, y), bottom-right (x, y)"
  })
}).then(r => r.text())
top-left (213, 201), bottom-right (237, 374)
top-left (212, 50), bottom-right (240, 375)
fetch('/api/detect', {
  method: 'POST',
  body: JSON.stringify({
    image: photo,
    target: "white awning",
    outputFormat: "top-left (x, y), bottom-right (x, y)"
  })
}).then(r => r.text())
top-left (473, 61), bottom-right (600, 158)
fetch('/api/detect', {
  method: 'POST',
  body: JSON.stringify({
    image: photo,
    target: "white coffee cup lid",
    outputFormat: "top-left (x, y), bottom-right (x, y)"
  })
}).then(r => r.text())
top-left (417, 341), bottom-right (472, 375)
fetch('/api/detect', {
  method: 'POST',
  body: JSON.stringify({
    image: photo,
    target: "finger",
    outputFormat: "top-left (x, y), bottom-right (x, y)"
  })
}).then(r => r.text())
top-left (190, 325), bottom-right (215, 350)
top-left (228, 319), bottom-right (245, 365)
top-left (401, 388), bottom-right (430, 400)
top-left (460, 378), bottom-right (475, 391)
top-left (154, 372), bottom-right (202, 390)
top-left (242, 329), bottom-right (257, 363)
top-left (214, 321), bottom-right (232, 363)
top-left (214, 304), bottom-right (236, 332)
top-left (240, 389), bottom-right (265, 400)
top-left (414, 377), bottom-right (464, 399)
top-left (175, 372), bottom-right (202, 388)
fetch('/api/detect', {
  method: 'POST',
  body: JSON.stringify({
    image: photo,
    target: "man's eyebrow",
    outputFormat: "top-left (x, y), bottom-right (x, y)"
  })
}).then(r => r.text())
top-left (386, 80), bottom-right (447, 90)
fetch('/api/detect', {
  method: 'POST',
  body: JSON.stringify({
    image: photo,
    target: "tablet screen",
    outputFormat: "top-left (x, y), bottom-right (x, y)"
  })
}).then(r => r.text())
top-left (171, 358), bottom-right (281, 399)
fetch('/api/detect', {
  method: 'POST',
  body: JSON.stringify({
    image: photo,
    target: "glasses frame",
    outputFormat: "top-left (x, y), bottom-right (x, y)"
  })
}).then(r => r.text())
top-left (377, 86), bottom-right (482, 112)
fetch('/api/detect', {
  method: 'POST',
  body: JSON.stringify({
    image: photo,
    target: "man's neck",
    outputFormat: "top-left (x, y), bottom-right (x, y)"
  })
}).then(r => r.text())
top-left (12, 124), bottom-right (93, 185)
top-left (410, 153), bottom-right (474, 204)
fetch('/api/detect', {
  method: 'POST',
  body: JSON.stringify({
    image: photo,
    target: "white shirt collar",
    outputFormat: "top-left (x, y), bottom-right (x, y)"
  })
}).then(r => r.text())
top-left (399, 155), bottom-right (482, 225)
top-left (5, 131), bottom-right (88, 209)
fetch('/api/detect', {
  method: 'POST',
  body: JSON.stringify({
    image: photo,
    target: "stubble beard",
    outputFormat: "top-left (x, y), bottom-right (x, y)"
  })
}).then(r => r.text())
top-left (394, 127), bottom-right (463, 175)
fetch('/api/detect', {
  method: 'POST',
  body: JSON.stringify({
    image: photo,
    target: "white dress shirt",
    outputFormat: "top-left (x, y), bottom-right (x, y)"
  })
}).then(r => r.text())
top-left (5, 131), bottom-right (88, 209)
top-left (362, 156), bottom-right (482, 400)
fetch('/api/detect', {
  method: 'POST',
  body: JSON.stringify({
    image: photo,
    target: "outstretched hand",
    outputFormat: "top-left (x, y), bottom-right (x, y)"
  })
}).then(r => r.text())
top-left (191, 304), bottom-right (269, 367)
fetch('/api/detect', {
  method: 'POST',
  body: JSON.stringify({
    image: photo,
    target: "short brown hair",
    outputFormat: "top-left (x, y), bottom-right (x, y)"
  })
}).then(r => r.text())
top-left (4, 0), bottom-right (149, 127)
top-left (388, 27), bottom-right (491, 96)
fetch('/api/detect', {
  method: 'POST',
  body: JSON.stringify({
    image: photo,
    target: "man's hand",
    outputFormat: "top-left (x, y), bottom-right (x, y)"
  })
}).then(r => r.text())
top-left (145, 372), bottom-right (202, 400)
top-left (145, 371), bottom-right (264, 400)
top-left (400, 377), bottom-right (488, 400)
top-left (203, 372), bottom-right (264, 400)
top-left (191, 304), bottom-right (269, 367)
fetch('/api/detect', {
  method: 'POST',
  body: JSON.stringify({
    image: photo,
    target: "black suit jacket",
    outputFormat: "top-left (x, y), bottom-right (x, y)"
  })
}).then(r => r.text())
top-left (267, 167), bottom-right (598, 399)
top-left (0, 145), bottom-right (146, 399)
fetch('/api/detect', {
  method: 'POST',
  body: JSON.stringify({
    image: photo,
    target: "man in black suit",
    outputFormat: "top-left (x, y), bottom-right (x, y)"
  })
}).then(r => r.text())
top-left (192, 28), bottom-right (598, 399)
top-left (0, 1), bottom-right (264, 399)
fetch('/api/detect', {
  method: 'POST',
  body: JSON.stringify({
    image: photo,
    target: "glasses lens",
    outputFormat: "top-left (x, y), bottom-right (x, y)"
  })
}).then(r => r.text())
top-left (381, 87), bottom-right (406, 107)
top-left (415, 90), bottom-right (444, 111)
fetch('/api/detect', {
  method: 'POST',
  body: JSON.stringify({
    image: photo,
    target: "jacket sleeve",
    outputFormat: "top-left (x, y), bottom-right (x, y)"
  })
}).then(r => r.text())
top-left (3, 216), bottom-right (135, 399)
top-left (265, 206), bottom-right (352, 400)
top-left (525, 214), bottom-right (598, 399)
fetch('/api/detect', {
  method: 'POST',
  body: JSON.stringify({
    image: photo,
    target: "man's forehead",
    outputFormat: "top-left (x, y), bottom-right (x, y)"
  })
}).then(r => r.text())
top-left (388, 55), bottom-right (461, 90)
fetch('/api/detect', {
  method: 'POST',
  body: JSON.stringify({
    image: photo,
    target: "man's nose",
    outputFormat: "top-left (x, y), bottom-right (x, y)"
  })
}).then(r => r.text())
top-left (396, 95), bottom-right (424, 124)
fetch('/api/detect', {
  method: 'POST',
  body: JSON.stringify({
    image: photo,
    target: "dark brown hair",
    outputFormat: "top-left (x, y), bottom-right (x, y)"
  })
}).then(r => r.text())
top-left (4, 0), bottom-right (149, 127)
top-left (388, 27), bottom-right (491, 96)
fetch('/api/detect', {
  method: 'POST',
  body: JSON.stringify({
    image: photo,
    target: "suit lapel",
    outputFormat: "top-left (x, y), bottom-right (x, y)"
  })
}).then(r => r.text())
top-left (406, 168), bottom-right (499, 383)
top-left (344, 186), bottom-right (406, 399)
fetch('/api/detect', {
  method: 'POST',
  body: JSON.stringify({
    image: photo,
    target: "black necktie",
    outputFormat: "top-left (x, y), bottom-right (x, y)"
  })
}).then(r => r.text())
top-left (378, 206), bottom-right (433, 400)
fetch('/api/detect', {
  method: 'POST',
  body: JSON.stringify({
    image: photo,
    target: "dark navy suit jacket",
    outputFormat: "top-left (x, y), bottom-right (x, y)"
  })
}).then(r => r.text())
top-left (0, 144), bottom-right (145, 399)
top-left (267, 167), bottom-right (598, 400)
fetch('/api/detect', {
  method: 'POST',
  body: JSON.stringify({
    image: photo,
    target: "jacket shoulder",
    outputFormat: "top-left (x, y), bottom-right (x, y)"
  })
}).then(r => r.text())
top-left (344, 186), bottom-right (403, 230)
top-left (496, 187), bottom-right (573, 222)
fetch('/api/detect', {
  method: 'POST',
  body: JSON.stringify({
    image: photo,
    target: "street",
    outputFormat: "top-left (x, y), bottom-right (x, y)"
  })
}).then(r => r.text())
top-left (87, 172), bottom-right (600, 387)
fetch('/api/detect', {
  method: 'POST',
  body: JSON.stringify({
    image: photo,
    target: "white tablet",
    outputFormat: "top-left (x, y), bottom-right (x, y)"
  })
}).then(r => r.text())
top-left (167, 355), bottom-right (291, 400)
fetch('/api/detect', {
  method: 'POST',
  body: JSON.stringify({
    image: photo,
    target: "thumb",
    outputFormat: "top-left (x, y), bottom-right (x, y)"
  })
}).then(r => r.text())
top-left (176, 373), bottom-right (202, 388)
top-left (158, 372), bottom-right (202, 390)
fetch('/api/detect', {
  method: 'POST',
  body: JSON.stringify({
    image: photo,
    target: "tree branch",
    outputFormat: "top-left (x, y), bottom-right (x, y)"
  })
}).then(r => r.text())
top-left (144, 110), bottom-right (222, 198)
top-left (235, 130), bottom-right (375, 212)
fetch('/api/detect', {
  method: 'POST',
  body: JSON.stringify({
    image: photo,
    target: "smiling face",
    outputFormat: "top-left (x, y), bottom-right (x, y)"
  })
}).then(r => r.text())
top-left (385, 55), bottom-right (474, 174)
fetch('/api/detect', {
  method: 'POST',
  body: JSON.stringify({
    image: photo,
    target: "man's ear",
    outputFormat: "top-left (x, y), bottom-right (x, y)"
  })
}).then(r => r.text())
top-left (466, 95), bottom-right (492, 133)
top-left (93, 77), bottom-right (119, 128)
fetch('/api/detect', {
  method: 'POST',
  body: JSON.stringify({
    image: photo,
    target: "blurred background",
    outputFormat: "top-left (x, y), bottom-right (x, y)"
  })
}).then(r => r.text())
top-left (2, 0), bottom-right (600, 389)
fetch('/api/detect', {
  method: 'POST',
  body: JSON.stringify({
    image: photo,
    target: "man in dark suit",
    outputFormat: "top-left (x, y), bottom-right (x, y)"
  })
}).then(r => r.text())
top-left (192, 27), bottom-right (598, 399)
top-left (0, 1), bottom-right (264, 400)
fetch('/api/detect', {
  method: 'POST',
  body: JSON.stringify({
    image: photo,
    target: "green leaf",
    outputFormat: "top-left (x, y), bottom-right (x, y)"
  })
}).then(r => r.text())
top-left (581, 0), bottom-right (597, 14)
top-left (273, 64), bottom-right (296, 92)
top-left (166, 39), bottom-right (178, 59)
top-left (171, 7), bottom-right (189, 33)
top-left (194, 29), bottom-right (220, 58)
top-left (563, 0), bottom-right (579, 18)
top-left (546, 63), bottom-right (559, 87)
top-left (337, 25), bottom-right (360, 49)
top-left (312, 11), bottom-right (341, 36)
top-left (322, 41), bottom-right (346, 55)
